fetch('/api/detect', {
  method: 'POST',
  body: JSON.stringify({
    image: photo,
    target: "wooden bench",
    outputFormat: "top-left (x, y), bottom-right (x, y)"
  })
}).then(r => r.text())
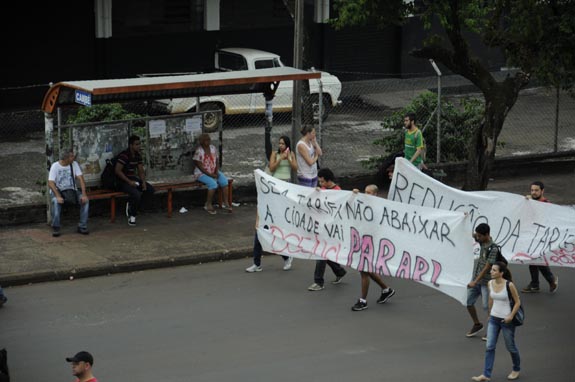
top-left (87, 179), bottom-right (233, 223)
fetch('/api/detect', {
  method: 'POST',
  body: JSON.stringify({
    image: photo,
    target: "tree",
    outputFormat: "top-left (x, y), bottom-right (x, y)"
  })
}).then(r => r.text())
top-left (332, 0), bottom-right (575, 190)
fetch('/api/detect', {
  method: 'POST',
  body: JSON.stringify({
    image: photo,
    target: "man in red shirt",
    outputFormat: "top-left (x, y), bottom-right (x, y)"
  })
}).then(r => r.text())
top-left (66, 351), bottom-right (98, 382)
top-left (307, 168), bottom-right (347, 291)
top-left (521, 181), bottom-right (559, 293)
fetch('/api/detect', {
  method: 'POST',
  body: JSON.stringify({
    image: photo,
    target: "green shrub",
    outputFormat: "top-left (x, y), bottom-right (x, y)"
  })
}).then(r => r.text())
top-left (364, 91), bottom-right (484, 169)
top-left (66, 103), bottom-right (144, 124)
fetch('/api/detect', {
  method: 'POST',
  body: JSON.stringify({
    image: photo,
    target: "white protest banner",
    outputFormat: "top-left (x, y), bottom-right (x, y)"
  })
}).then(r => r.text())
top-left (254, 169), bottom-right (474, 305)
top-left (389, 157), bottom-right (575, 268)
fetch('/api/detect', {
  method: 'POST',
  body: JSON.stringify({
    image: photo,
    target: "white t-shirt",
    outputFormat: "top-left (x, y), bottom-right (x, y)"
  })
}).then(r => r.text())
top-left (48, 161), bottom-right (83, 191)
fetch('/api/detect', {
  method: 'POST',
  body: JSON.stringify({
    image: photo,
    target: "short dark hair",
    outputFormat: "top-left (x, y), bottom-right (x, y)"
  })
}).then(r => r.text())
top-left (475, 223), bottom-right (490, 235)
top-left (531, 181), bottom-right (544, 190)
top-left (318, 168), bottom-right (335, 182)
top-left (128, 135), bottom-right (140, 145)
top-left (405, 113), bottom-right (416, 123)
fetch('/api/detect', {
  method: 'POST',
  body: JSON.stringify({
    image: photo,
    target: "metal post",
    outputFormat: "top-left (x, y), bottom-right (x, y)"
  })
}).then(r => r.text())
top-left (554, 85), bottom-right (559, 152)
top-left (291, 0), bottom-right (304, 182)
top-left (317, 76), bottom-right (323, 149)
top-left (44, 112), bottom-right (55, 224)
top-left (429, 60), bottom-right (442, 164)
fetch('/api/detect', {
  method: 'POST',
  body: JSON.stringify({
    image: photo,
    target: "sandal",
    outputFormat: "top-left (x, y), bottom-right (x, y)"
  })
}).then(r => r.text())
top-left (222, 204), bottom-right (233, 213)
top-left (204, 205), bottom-right (216, 215)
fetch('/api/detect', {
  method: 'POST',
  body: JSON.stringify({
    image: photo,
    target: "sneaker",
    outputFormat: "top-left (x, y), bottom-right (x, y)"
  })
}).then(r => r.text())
top-left (466, 323), bottom-right (484, 337)
top-left (331, 272), bottom-right (347, 284)
top-left (0, 295), bottom-right (7, 307)
top-left (308, 283), bottom-right (324, 291)
top-left (77, 227), bottom-right (89, 235)
top-left (125, 202), bottom-right (130, 217)
top-left (128, 216), bottom-right (136, 226)
top-left (283, 257), bottom-right (293, 271)
top-left (550, 276), bottom-right (559, 293)
top-left (245, 264), bottom-right (262, 273)
top-left (377, 288), bottom-right (396, 304)
top-left (351, 299), bottom-right (368, 311)
top-left (52, 227), bottom-right (61, 237)
top-left (521, 284), bottom-right (540, 293)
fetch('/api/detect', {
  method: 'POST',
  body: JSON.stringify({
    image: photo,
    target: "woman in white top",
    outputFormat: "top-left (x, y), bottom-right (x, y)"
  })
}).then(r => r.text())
top-left (472, 261), bottom-right (521, 381)
top-left (296, 125), bottom-right (322, 187)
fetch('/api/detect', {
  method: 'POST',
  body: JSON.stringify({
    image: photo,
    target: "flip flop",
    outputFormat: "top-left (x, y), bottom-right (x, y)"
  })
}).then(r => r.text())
top-left (204, 206), bottom-right (216, 215)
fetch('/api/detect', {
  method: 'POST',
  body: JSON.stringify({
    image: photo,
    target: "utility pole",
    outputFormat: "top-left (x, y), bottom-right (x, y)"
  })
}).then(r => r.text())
top-left (291, 0), bottom-right (304, 182)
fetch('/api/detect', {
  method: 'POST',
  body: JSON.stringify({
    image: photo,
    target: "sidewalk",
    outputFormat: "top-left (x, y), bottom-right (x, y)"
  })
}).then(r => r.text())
top-left (1, 170), bottom-right (574, 287)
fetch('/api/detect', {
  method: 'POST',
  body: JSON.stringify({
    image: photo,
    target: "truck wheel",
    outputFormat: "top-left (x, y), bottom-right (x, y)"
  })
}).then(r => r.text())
top-left (311, 94), bottom-right (332, 122)
top-left (200, 103), bottom-right (223, 132)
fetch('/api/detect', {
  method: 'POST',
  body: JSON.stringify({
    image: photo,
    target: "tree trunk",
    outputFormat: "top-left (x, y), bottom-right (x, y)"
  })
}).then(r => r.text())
top-left (463, 86), bottom-right (521, 190)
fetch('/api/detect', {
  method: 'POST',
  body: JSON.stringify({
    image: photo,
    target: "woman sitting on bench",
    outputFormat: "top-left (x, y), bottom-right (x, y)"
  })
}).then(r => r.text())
top-left (193, 133), bottom-right (232, 215)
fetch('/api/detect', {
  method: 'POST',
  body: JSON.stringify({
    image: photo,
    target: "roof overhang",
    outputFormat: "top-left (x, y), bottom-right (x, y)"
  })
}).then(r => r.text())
top-left (41, 67), bottom-right (321, 113)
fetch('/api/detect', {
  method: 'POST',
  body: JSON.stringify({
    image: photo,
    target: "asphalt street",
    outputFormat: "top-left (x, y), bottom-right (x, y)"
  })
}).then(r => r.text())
top-left (1, 257), bottom-right (573, 382)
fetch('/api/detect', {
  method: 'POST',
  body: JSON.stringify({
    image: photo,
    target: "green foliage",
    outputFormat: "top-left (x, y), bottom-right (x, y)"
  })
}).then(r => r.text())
top-left (66, 103), bottom-right (143, 125)
top-left (364, 92), bottom-right (484, 169)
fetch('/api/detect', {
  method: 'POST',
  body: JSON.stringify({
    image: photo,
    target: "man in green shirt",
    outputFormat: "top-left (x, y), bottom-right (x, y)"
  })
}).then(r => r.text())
top-left (403, 113), bottom-right (425, 169)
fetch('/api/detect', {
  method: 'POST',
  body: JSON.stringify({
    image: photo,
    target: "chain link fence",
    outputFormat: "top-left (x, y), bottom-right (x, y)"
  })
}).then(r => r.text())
top-left (1, 72), bottom-right (574, 207)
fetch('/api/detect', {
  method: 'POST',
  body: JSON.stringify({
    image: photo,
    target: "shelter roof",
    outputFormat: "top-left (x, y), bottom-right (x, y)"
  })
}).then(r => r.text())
top-left (41, 67), bottom-right (320, 113)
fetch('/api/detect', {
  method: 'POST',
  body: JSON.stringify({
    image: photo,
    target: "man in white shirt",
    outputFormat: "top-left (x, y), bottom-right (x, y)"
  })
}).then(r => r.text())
top-left (48, 148), bottom-right (90, 237)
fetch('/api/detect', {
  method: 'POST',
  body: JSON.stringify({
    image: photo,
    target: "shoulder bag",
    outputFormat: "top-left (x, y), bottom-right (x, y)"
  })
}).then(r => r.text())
top-left (506, 281), bottom-right (525, 326)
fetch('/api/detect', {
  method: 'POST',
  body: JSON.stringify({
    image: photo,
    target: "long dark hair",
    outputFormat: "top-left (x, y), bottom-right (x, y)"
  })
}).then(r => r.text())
top-left (278, 135), bottom-right (292, 153)
top-left (493, 261), bottom-right (513, 282)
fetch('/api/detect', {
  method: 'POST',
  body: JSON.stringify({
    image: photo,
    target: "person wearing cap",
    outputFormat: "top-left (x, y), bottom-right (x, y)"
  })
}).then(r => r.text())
top-left (66, 351), bottom-right (97, 382)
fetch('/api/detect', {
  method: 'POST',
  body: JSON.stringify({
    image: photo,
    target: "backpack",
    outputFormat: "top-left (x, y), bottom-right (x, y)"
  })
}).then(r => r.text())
top-left (100, 157), bottom-right (118, 190)
top-left (489, 244), bottom-right (508, 265)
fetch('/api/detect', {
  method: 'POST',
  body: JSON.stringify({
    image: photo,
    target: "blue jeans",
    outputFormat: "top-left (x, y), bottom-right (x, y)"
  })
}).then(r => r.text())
top-left (483, 315), bottom-right (521, 378)
top-left (50, 190), bottom-right (89, 229)
top-left (466, 283), bottom-right (489, 310)
top-left (117, 177), bottom-right (155, 217)
top-left (198, 171), bottom-right (228, 190)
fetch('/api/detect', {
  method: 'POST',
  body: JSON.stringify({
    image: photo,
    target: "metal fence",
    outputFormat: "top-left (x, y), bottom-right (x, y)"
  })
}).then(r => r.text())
top-left (0, 72), bottom-right (575, 162)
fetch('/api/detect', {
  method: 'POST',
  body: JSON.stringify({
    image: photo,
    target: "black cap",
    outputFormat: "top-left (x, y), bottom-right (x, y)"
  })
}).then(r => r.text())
top-left (66, 351), bottom-right (93, 365)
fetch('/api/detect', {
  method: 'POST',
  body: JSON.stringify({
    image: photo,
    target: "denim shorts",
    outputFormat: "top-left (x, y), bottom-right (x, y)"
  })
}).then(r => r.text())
top-left (466, 283), bottom-right (489, 310)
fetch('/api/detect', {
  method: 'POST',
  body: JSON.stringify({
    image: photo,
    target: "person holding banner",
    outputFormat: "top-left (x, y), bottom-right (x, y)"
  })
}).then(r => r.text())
top-left (521, 181), bottom-right (559, 294)
top-left (466, 223), bottom-right (499, 338)
top-left (350, 184), bottom-right (396, 311)
top-left (472, 261), bottom-right (521, 381)
top-left (296, 125), bottom-right (322, 187)
top-left (307, 168), bottom-right (347, 291)
top-left (246, 136), bottom-right (295, 272)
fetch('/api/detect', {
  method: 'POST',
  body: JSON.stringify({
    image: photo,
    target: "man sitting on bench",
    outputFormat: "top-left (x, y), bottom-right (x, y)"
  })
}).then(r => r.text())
top-left (115, 135), bottom-right (155, 226)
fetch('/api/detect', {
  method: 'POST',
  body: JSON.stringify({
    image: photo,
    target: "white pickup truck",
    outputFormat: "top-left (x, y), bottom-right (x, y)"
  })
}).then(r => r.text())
top-left (157, 48), bottom-right (342, 131)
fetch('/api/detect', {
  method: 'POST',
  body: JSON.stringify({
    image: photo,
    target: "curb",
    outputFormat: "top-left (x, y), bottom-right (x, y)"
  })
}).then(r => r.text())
top-left (1, 247), bottom-right (252, 287)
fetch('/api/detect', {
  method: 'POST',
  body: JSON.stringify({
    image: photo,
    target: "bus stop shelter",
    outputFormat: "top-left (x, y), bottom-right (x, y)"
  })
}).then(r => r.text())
top-left (40, 67), bottom-right (321, 220)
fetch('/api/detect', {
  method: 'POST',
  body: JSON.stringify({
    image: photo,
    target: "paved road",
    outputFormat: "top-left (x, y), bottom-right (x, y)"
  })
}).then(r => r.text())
top-left (1, 258), bottom-right (573, 381)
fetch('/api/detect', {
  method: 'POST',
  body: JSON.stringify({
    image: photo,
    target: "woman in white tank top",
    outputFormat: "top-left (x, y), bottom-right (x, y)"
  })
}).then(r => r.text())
top-left (296, 125), bottom-right (322, 187)
top-left (472, 261), bottom-right (521, 381)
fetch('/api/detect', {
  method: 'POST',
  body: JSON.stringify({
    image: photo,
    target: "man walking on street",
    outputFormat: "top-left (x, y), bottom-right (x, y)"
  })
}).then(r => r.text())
top-left (115, 135), bottom-right (155, 226)
top-left (350, 184), bottom-right (395, 311)
top-left (466, 223), bottom-right (499, 338)
top-left (521, 181), bottom-right (559, 293)
top-left (307, 168), bottom-right (347, 291)
top-left (66, 351), bottom-right (98, 382)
